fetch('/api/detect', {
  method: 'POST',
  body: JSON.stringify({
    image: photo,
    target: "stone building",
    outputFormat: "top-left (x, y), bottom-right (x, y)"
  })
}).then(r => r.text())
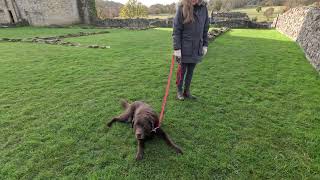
top-left (0, 0), bottom-right (96, 26)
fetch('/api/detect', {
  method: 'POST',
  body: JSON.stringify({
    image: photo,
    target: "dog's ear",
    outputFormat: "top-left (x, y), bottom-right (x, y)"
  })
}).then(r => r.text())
top-left (148, 120), bottom-right (154, 130)
top-left (120, 99), bottom-right (130, 109)
top-left (131, 118), bottom-right (135, 128)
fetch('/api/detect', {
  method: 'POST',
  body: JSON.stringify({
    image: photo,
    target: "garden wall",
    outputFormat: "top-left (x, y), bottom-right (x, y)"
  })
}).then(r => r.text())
top-left (0, 0), bottom-right (96, 26)
top-left (95, 18), bottom-right (173, 29)
top-left (273, 7), bottom-right (320, 70)
top-left (211, 11), bottom-right (270, 28)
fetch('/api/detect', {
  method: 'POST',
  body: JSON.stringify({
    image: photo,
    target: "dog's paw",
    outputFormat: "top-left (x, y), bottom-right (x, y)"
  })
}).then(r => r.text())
top-left (107, 118), bottom-right (117, 128)
top-left (175, 148), bottom-right (183, 155)
top-left (135, 153), bottom-right (144, 161)
top-left (106, 122), bottom-right (113, 128)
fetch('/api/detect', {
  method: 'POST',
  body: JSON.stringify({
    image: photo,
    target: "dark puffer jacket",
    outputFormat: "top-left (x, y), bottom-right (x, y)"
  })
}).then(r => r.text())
top-left (172, 1), bottom-right (210, 63)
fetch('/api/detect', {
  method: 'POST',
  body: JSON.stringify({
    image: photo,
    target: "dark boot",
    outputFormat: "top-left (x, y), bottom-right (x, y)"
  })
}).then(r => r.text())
top-left (176, 91), bottom-right (185, 101)
top-left (184, 89), bottom-right (197, 100)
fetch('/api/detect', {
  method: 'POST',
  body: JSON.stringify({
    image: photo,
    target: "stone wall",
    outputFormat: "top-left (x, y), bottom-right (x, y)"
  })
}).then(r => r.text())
top-left (16, 0), bottom-right (80, 26)
top-left (0, 0), bottom-right (96, 26)
top-left (211, 11), bottom-right (270, 29)
top-left (0, 8), bottom-right (10, 24)
top-left (211, 12), bottom-right (250, 21)
top-left (95, 17), bottom-right (269, 29)
top-left (273, 7), bottom-right (320, 70)
top-left (212, 19), bottom-right (270, 28)
top-left (149, 18), bottom-right (173, 28)
top-left (0, 1), bottom-right (7, 23)
top-left (95, 18), bottom-right (173, 29)
top-left (0, 0), bottom-right (16, 24)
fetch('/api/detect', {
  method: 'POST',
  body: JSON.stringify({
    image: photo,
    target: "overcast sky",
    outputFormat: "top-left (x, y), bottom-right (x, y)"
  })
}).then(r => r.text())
top-left (111, 0), bottom-right (179, 6)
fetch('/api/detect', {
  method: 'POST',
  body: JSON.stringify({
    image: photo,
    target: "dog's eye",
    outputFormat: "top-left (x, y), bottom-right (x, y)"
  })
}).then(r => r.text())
top-left (144, 124), bottom-right (152, 129)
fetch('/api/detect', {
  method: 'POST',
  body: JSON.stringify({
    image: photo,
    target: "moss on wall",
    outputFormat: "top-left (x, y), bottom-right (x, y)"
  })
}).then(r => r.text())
top-left (88, 0), bottom-right (97, 20)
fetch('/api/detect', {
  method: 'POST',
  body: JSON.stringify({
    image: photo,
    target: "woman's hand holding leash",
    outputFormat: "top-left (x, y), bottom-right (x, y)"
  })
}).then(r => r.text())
top-left (203, 46), bottom-right (208, 56)
top-left (173, 50), bottom-right (182, 64)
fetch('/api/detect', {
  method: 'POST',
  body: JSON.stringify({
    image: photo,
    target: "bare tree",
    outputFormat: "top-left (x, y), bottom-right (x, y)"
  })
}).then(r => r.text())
top-left (96, 0), bottom-right (124, 19)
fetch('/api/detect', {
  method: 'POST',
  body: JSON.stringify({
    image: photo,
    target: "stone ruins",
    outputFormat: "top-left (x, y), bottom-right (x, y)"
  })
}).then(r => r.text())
top-left (0, 0), bottom-right (96, 26)
top-left (273, 7), bottom-right (320, 70)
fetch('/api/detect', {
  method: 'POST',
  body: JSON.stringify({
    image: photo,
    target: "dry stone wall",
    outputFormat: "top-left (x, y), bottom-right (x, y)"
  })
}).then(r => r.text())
top-left (95, 18), bottom-right (173, 29)
top-left (211, 11), bottom-right (270, 28)
top-left (273, 7), bottom-right (320, 70)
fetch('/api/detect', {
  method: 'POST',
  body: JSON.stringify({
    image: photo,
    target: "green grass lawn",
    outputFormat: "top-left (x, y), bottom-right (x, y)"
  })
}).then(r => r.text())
top-left (1, 27), bottom-right (320, 179)
top-left (232, 6), bottom-right (285, 22)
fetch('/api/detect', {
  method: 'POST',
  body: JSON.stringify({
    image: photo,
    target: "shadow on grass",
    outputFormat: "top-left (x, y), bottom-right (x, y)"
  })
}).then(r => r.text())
top-left (137, 29), bottom-right (320, 179)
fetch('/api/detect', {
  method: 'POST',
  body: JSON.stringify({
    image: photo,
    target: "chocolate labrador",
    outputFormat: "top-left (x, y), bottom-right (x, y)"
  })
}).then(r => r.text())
top-left (107, 100), bottom-right (183, 160)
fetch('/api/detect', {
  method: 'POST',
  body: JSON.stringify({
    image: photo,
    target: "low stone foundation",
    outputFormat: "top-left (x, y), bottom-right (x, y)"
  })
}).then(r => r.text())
top-left (95, 19), bottom-right (150, 29)
top-left (0, 31), bottom-right (110, 49)
top-left (95, 18), bottom-right (173, 29)
top-left (208, 27), bottom-right (230, 41)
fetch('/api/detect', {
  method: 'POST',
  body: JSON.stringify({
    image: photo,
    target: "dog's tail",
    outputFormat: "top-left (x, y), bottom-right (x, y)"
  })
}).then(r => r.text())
top-left (120, 99), bottom-right (130, 109)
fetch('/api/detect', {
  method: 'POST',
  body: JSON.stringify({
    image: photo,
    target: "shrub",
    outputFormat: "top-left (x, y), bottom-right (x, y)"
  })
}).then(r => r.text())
top-left (252, 16), bottom-right (258, 22)
top-left (256, 6), bottom-right (262, 13)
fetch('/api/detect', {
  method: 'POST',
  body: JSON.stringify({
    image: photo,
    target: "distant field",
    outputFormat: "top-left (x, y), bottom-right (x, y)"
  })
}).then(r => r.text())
top-left (147, 6), bottom-right (284, 21)
top-left (232, 6), bottom-right (285, 22)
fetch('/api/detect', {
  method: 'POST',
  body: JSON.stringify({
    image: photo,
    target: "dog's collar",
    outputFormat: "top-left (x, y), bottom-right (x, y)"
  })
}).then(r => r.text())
top-left (151, 120), bottom-right (160, 132)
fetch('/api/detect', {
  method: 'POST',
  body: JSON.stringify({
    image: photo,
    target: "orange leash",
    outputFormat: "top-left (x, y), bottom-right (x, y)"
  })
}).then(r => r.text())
top-left (154, 55), bottom-right (175, 131)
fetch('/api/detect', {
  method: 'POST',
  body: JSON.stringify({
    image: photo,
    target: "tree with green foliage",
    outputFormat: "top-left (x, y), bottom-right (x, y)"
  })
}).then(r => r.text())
top-left (120, 0), bottom-right (148, 18)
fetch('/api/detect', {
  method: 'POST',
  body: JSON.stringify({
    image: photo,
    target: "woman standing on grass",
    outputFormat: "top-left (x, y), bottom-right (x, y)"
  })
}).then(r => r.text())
top-left (173, 0), bottom-right (210, 100)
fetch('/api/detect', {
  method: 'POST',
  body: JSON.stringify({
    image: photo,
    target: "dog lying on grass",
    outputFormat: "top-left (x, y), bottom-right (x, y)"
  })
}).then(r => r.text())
top-left (107, 100), bottom-right (183, 160)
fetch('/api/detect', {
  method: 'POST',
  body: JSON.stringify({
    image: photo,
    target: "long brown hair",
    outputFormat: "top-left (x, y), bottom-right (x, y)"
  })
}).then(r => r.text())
top-left (181, 0), bottom-right (195, 24)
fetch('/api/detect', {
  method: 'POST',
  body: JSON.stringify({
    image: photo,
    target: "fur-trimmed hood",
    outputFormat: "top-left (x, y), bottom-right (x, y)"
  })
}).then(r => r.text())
top-left (198, 0), bottom-right (207, 6)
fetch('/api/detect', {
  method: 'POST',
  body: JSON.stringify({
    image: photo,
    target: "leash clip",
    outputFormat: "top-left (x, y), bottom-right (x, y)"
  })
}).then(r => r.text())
top-left (152, 127), bottom-right (159, 133)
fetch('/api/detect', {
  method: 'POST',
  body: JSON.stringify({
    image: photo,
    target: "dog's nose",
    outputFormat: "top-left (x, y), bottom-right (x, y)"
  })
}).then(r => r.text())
top-left (136, 133), bottom-right (142, 139)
